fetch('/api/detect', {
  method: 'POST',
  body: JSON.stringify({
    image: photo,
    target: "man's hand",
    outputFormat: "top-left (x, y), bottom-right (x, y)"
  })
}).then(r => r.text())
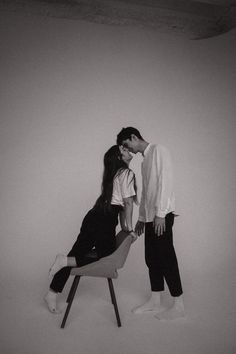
top-left (153, 216), bottom-right (166, 236)
top-left (135, 221), bottom-right (145, 236)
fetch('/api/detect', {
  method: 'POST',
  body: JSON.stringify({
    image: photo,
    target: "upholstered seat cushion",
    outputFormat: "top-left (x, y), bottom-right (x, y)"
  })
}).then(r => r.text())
top-left (70, 231), bottom-right (132, 278)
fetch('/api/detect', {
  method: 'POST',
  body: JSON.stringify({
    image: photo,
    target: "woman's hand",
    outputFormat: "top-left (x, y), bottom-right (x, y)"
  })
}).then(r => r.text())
top-left (129, 231), bottom-right (138, 243)
top-left (121, 226), bottom-right (129, 232)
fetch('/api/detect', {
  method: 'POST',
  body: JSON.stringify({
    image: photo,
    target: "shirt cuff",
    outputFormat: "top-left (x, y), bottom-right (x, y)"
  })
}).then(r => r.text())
top-left (156, 211), bottom-right (167, 218)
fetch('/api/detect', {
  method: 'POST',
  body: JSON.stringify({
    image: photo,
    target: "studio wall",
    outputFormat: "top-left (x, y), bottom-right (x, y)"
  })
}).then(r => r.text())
top-left (1, 13), bottom-right (235, 290)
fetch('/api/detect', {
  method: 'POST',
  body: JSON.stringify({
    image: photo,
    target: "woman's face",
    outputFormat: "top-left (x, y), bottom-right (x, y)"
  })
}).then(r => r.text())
top-left (119, 146), bottom-right (133, 164)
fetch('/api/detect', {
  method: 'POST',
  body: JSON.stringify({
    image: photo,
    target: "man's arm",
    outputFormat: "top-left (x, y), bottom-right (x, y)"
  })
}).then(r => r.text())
top-left (154, 145), bottom-right (174, 236)
top-left (136, 172), bottom-right (145, 236)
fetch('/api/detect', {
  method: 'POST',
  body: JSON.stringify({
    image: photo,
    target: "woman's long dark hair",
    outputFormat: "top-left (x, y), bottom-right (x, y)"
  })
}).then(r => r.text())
top-left (94, 145), bottom-right (137, 212)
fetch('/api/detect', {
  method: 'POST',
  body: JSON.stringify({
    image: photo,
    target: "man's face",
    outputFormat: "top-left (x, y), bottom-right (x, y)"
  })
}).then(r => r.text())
top-left (121, 136), bottom-right (139, 154)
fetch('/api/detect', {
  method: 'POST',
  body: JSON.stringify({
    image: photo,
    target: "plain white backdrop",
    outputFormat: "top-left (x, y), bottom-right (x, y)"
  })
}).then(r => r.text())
top-left (1, 11), bottom-right (236, 354)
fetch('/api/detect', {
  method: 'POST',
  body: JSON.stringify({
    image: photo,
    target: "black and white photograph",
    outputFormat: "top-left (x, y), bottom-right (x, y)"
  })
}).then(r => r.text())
top-left (0, 1), bottom-right (236, 353)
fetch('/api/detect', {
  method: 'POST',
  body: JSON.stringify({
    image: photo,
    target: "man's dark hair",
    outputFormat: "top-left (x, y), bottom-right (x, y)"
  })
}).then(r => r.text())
top-left (116, 127), bottom-right (144, 145)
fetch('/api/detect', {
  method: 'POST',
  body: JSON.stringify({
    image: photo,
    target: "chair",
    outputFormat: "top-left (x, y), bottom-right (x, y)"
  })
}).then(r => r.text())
top-left (61, 230), bottom-right (133, 328)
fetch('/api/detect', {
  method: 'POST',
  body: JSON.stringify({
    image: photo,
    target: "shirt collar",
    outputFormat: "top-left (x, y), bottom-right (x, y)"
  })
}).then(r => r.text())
top-left (143, 143), bottom-right (151, 157)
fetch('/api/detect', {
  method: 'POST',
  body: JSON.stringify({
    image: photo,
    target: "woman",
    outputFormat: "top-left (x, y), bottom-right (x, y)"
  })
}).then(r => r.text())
top-left (45, 145), bottom-right (137, 313)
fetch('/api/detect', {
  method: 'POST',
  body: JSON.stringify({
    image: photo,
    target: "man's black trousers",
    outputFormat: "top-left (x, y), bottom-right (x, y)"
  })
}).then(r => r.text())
top-left (145, 212), bottom-right (183, 297)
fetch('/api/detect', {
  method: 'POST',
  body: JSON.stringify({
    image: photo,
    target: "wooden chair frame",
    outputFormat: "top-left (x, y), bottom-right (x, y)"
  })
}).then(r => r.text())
top-left (61, 276), bottom-right (121, 328)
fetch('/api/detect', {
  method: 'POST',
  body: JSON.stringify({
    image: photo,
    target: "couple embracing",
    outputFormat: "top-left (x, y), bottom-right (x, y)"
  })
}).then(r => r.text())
top-left (45, 127), bottom-right (185, 320)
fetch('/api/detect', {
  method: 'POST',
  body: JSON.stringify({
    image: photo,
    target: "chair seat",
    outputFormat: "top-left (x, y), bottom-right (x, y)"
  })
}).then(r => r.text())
top-left (70, 231), bottom-right (132, 279)
top-left (71, 259), bottom-right (118, 278)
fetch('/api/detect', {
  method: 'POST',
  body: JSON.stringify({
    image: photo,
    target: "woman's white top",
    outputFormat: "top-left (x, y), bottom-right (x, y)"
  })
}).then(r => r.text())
top-left (111, 169), bottom-right (136, 207)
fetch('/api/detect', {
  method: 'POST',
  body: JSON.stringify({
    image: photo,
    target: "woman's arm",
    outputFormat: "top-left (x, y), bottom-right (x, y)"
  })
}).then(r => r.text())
top-left (119, 209), bottom-right (127, 231)
top-left (123, 196), bottom-right (134, 231)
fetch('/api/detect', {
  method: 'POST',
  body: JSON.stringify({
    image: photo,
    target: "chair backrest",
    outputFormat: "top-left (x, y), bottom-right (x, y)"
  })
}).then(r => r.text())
top-left (110, 230), bottom-right (133, 269)
top-left (115, 230), bottom-right (130, 247)
top-left (70, 230), bottom-right (132, 278)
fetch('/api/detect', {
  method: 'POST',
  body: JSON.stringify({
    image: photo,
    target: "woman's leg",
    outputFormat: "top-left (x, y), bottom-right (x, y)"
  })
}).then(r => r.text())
top-left (95, 206), bottom-right (119, 258)
top-left (45, 210), bottom-right (98, 313)
top-left (45, 206), bottom-right (119, 313)
top-left (49, 255), bottom-right (77, 280)
top-left (48, 239), bottom-right (95, 290)
top-left (45, 257), bottom-right (78, 313)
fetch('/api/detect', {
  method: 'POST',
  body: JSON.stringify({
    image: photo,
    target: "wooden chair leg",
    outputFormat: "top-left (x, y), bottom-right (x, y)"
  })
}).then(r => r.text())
top-left (61, 276), bottom-right (80, 329)
top-left (66, 276), bottom-right (80, 303)
top-left (107, 278), bottom-right (121, 327)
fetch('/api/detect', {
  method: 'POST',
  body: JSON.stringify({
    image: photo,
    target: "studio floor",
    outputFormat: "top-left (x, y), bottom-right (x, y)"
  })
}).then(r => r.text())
top-left (1, 262), bottom-right (235, 354)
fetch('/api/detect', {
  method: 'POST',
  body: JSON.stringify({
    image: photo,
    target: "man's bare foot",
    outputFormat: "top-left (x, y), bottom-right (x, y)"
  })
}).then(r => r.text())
top-left (132, 293), bottom-right (165, 314)
top-left (155, 296), bottom-right (185, 320)
top-left (155, 306), bottom-right (185, 320)
top-left (49, 254), bottom-right (67, 280)
top-left (133, 302), bottom-right (166, 314)
top-left (44, 291), bottom-right (61, 314)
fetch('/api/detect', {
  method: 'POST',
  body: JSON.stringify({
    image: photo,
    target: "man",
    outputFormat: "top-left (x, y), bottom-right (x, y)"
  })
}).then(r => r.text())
top-left (116, 127), bottom-right (185, 320)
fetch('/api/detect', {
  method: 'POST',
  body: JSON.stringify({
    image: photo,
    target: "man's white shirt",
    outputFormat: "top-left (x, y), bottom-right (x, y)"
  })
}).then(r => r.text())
top-left (138, 143), bottom-right (175, 222)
